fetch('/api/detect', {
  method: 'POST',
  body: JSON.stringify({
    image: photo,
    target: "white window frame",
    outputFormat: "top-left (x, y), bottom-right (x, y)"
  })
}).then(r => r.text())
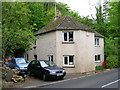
top-left (25, 54), bottom-right (29, 60)
top-left (63, 32), bottom-right (74, 42)
top-left (95, 38), bottom-right (100, 46)
top-left (63, 56), bottom-right (74, 66)
top-left (95, 54), bottom-right (101, 62)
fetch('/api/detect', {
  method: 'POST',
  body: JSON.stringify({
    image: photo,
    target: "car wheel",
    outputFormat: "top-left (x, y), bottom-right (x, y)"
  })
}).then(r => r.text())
top-left (43, 73), bottom-right (47, 81)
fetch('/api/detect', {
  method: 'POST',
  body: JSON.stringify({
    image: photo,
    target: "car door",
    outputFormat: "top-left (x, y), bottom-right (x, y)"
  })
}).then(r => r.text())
top-left (28, 61), bottom-right (36, 74)
top-left (34, 61), bottom-right (43, 76)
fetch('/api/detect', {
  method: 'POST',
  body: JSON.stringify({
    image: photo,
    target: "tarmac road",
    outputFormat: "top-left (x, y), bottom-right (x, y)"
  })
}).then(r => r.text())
top-left (41, 69), bottom-right (119, 88)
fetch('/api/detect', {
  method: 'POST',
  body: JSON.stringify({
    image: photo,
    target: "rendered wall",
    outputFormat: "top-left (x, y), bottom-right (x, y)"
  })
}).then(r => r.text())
top-left (56, 30), bottom-right (95, 73)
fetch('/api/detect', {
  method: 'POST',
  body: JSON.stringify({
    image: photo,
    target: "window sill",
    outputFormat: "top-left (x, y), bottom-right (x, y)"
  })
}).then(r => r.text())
top-left (62, 42), bottom-right (75, 44)
top-left (95, 61), bottom-right (101, 63)
top-left (33, 45), bottom-right (37, 48)
top-left (95, 45), bottom-right (100, 47)
top-left (63, 66), bottom-right (75, 68)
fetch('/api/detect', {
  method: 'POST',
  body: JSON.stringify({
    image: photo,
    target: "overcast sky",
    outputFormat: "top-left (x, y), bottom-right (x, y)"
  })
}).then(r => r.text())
top-left (56, 0), bottom-right (105, 19)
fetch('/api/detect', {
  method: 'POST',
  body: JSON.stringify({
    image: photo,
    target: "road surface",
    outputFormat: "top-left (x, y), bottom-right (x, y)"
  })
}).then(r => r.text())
top-left (41, 69), bottom-right (119, 88)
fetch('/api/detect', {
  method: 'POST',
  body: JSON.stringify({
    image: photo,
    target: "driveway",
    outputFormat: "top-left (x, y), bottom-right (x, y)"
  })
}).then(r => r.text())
top-left (17, 71), bottom-right (89, 88)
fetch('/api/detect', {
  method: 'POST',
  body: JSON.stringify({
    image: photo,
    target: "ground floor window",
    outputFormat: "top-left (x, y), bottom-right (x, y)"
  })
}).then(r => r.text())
top-left (48, 55), bottom-right (53, 62)
top-left (95, 55), bottom-right (101, 62)
top-left (34, 55), bottom-right (37, 60)
top-left (63, 56), bottom-right (74, 66)
top-left (25, 54), bottom-right (29, 60)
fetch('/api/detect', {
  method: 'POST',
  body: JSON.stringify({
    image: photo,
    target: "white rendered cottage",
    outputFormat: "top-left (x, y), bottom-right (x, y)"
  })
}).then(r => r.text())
top-left (25, 15), bottom-right (104, 73)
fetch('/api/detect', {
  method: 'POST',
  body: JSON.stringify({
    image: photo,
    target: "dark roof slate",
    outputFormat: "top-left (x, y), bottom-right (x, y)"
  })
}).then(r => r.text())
top-left (34, 14), bottom-right (104, 38)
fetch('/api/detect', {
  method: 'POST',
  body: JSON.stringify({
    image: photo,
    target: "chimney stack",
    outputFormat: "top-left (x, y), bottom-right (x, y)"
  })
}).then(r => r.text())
top-left (55, 10), bottom-right (61, 20)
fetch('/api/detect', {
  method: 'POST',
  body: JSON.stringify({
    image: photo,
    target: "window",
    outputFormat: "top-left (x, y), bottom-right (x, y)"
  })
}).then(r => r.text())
top-left (35, 61), bottom-right (40, 67)
top-left (95, 55), bottom-right (101, 62)
top-left (16, 58), bottom-right (28, 64)
top-left (63, 56), bottom-right (74, 66)
top-left (48, 55), bottom-right (53, 62)
top-left (34, 55), bottom-right (37, 60)
top-left (63, 32), bottom-right (73, 42)
top-left (95, 38), bottom-right (99, 46)
top-left (35, 40), bottom-right (37, 45)
top-left (25, 54), bottom-right (29, 60)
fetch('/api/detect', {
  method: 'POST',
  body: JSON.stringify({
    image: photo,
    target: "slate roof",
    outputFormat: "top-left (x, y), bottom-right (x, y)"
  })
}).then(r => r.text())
top-left (34, 14), bottom-right (104, 38)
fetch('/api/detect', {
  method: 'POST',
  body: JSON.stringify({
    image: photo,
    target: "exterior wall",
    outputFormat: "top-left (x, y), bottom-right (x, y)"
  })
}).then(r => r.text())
top-left (26, 31), bottom-right (56, 62)
top-left (95, 37), bottom-right (104, 66)
top-left (56, 30), bottom-right (95, 73)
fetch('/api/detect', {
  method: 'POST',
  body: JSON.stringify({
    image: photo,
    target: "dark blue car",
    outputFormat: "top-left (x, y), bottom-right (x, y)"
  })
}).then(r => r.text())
top-left (27, 60), bottom-right (66, 80)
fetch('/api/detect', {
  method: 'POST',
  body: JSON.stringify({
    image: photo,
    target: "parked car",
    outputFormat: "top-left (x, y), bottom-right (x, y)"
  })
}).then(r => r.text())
top-left (27, 60), bottom-right (66, 80)
top-left (9, 58), bottom-right (29, 75)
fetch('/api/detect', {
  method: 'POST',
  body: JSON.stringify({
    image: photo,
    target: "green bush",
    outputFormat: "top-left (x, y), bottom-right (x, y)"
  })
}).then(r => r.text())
top-left (106, 56), bottom-right (119, 69)
top-left (95, 66), bottom-right (104, 70)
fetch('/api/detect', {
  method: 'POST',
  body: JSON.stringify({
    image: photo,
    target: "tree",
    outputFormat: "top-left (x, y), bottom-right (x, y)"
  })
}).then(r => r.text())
top-left (2, 2), bottom-right (36, 60)
top-left (2, 2), bottom-right (56, 60)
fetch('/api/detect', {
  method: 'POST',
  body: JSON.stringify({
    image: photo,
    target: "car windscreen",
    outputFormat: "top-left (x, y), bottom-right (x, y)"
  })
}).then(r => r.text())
top-left (16, 59), bottom-right (28, 64)
top-left (40, 60), bottom-right (56, 67)
top-left (40, 61), bottom-right (49, 67)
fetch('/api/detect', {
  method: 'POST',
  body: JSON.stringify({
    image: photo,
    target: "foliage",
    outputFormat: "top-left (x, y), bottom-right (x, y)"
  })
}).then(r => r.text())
top-left (2, 2), bottom-right (55, 59)
top-left (106, 56), bottom-right (119, 69)
top-left (104, 37), bottom-right (118, 57)
top-left (95, 66), bottom-right (104, 70)
top-left (2, 2), bottom-right (36, 59)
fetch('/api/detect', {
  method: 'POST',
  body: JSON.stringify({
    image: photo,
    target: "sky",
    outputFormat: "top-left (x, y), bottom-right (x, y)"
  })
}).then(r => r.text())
top-left (56, 0), bottom-right (105, 19)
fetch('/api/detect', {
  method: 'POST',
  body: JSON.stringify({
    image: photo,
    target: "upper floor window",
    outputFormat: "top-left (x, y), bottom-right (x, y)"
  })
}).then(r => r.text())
top-left (63, 32), bottom-right (73, 42)
top-left (95, 38), bottom-right (99, 46)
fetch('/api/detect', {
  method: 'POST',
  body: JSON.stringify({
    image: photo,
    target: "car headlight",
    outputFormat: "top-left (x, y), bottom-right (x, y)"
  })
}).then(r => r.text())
top-left (50, 71), bottom-right (56, 74)
top-left (63, 70), bottom-right (65, 73)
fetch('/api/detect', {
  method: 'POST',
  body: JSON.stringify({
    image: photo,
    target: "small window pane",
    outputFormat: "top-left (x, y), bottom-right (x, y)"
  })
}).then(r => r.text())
top-left (95, 39), bottom-right (97, 45)
top-left (64, 32), bottom-right (67, 41)
top-left (97, 39), bottom-right (99, 45)
top-left (98, 55), bottom-right (100, 60)
top-left (69, 32), bottom-right (73, 41)
top-left (35, 40), bottom-right (36, 45)
top-left (95, 55), bottom-right (97, 61)
top-left (64, 57), bottom-right (68, 64)
top-left (51, 56), bottom-right (53, 62)
top-left (69, 56), bottom-right (74, 65)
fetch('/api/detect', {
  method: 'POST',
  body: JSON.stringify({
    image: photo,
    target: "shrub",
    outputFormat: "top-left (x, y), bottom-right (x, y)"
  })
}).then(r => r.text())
top-left (106, 56), bottom-right (119, 69)
top-left (95, 66), bottom-right (104, 70)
